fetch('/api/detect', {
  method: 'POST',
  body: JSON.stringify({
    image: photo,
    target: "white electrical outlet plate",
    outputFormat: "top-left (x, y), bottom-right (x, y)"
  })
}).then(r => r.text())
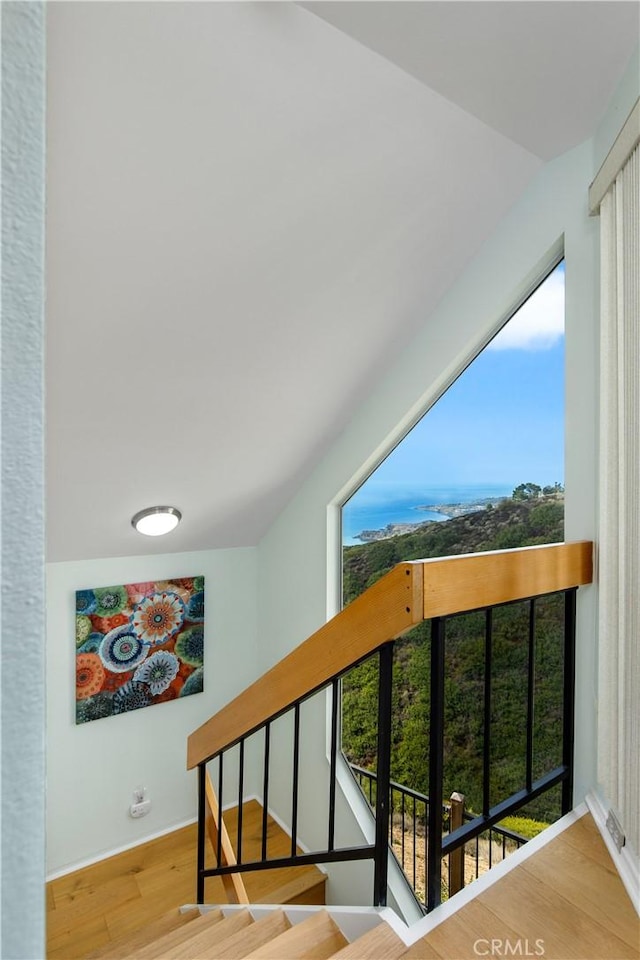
top-left (606, 809), bottom-right (625, 852)
top-left (129, 799), bottom-right (152, 819)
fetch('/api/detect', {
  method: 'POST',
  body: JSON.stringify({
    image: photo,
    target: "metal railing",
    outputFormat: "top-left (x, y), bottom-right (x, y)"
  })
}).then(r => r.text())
top-left (189, 545), bottom-right (591, 911)
top-left (196, 663), bottom-right (393, 905)
top-left (423, 593), bottom-right (576, 911)
top-left (349, 764), bottom-right (528, 906)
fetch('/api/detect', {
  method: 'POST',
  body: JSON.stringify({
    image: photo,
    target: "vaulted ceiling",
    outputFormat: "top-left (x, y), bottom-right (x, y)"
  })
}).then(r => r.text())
top-left (45, 1), bottom-right (639, 562)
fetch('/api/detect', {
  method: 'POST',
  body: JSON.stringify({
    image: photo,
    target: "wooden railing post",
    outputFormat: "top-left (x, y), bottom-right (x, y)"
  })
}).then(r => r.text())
top-left (204, 769), bottom-right (249, 904)
top-left (448, 792), bottom-right (465, 898)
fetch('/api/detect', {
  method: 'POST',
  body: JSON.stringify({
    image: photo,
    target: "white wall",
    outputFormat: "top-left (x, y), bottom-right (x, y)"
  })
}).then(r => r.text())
top-left (1, 3), bottom-right (46, 957)
top-left (46, 546), bottom-right (258, 875)
top-left (256, 139), bottom-right (601, 909)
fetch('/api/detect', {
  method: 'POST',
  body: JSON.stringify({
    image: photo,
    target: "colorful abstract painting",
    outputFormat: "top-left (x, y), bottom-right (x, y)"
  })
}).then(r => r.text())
top-left (75, 577), bottom-right (204, 724)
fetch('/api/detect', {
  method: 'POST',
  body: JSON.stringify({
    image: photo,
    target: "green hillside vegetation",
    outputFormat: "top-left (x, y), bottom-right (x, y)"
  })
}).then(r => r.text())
top-left (342, 491), bottom-right (565, 824)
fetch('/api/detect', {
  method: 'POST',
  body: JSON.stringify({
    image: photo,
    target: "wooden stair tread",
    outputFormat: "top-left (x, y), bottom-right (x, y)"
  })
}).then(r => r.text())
top-left (125, 908), bottom-right (224, 959)
top-left (399, 938), bottom-right (443, 959)
top-left (148, 909), bottom-right (254, 959)
top-left (256, 866), bottom-right (327, 906)
top-left (245, 910), bottom-right (348, 959)
top-left (86, 908), bottom-right (200, 958)
top-left (331, 922), bottom-right (407, 959)
top-left (199, 909), bottom-right (292, 959)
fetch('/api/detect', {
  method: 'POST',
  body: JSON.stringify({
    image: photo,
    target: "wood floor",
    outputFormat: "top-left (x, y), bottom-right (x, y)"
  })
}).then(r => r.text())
top-left (47, 810), bottom-right (639, 960)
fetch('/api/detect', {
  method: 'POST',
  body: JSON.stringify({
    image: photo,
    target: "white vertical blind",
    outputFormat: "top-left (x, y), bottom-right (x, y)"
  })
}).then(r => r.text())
top-left (597, 142), bottom-right (640, 856)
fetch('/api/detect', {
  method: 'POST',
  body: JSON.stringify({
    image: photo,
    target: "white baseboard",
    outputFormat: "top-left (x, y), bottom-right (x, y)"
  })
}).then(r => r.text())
top-left (46, 816), bottom-right (197, 882)
top-left (585, 790), bottom-right (640, 915)
top-left (47, 794), bottom-right (329, 886)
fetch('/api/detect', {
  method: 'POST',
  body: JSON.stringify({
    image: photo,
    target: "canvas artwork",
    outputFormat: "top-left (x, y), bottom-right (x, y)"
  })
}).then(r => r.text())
top-left (75, 576), bottom-right (204, 724)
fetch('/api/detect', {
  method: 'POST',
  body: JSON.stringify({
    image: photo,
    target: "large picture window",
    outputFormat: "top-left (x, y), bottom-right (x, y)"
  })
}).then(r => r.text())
top-left (340, 261), bottom-right (566, 899)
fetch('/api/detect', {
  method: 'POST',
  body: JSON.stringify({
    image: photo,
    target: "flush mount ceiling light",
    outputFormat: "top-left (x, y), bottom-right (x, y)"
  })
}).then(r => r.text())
top-left (131, 506), bottom-right (182, 537)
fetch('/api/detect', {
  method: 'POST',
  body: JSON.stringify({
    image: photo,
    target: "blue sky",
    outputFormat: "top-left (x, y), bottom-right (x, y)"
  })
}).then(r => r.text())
top-left (344, 262), bottom-right (565, 522)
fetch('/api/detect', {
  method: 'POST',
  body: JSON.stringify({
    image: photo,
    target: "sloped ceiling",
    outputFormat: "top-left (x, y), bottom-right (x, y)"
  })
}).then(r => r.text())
top-left (302, 1), bottom-right (640, 161)
top-left (45, 1), bottom-right (638, 562)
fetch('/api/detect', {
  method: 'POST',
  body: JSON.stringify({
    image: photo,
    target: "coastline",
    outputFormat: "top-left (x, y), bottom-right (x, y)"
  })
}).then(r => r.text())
top-left (416, 496), bottom-right (507, 519)
top-left (354, 496), bottom-right (507, 542)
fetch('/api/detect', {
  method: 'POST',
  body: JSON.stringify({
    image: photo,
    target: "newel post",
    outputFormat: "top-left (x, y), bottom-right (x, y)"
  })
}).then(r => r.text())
top-left (448, 792), bottom-right (465, 897)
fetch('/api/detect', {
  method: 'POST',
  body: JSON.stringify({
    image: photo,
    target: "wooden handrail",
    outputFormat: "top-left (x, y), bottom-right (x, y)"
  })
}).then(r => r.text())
top-left (188, 562), bottom-right (422, 769)
top-left (187, 541), bottom-right (592, 770)
top-left (422, 540), bottom-right (592, 618)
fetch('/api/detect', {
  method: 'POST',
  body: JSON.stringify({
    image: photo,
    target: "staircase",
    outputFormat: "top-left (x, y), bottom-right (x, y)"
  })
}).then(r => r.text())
top-left (86, 906), bottom-right (402, 960)
top-left (82, 809), bottom-right (640, 960)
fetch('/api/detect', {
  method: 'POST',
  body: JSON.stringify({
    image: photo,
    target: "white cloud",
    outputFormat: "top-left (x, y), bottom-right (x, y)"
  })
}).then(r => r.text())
top-left (489, 267), bottom-right (564, 351)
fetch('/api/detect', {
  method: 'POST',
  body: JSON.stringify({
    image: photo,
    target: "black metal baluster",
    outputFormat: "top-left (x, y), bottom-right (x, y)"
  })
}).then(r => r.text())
top-left (427, 617), bottom-right (446, 913)
top-left (483, 608), bottom-right (492, 818)
top-left (413, 796), bottom-right (417, 889)
top-left (526, 599), bottom-right (536, 792)
top-left (262, 722), bottom-right (271, 861)
top-left (401, 791), bottom-right (406, 869)
top-left (291, 703), bottom-right (300, 858)
top-left (237, 739), bottom-right (245, 864)
top-left (562, 588), bottom-right (577, 814)
top-left (328, 679), bottom-right (339, 852)
top-left (373, 643), bottom-right (394, 907)
top-left (488, 828), bottom-right (493, 868)
top-left (217, 754), bottom-right (223, 869)
top-left (197, 763), bottom-right (206, 903)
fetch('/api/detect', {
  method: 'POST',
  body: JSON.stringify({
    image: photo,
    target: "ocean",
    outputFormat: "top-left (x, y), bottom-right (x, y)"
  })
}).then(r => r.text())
top-left (342, 483), bottom-right (514, 546)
